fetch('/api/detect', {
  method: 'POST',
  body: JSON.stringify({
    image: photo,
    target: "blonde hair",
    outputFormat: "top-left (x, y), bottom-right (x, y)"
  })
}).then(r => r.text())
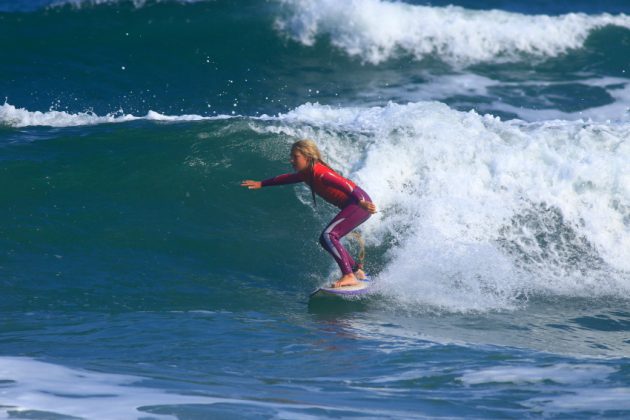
top-left (291, 139), bottom-right (333, 207)
top-left (290, 139), bottom-right (332, 170)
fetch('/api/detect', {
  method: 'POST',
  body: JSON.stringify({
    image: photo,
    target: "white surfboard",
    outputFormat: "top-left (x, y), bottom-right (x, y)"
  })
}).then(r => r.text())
top-left (309, 276), bottom-right (372, 299)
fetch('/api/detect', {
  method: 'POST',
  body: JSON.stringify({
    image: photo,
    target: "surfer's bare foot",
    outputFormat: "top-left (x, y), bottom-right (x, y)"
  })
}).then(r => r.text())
top-left (332, 273), bottom-right (359, 288)
top-left (354, 268), bottom-right (366, 280)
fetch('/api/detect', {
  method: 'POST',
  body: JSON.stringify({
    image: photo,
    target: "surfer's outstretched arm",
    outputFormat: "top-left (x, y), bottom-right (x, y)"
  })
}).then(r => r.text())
top-left (261, 172), bottom-right (303, 187)
top-left (241, 172), bottom-right (303, 190)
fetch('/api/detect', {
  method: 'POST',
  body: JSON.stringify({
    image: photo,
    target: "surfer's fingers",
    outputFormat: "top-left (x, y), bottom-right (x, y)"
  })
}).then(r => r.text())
top-left (240, 180), bottom-right (258, 187)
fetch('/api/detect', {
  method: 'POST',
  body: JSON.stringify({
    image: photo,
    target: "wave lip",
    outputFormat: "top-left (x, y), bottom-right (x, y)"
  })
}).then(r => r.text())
top-left (0, 103), bottom-right (226, 128)
top-left (276, 0), bottom-right (630, 65)
top-left (0, 103), bottom-right (138, 128)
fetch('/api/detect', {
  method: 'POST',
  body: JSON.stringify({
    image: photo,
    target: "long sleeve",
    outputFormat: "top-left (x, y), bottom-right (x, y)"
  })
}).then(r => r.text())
top-left (319, 172), bottom-right (365, 202)
top-left (261, 172), bottom-right (304, 187)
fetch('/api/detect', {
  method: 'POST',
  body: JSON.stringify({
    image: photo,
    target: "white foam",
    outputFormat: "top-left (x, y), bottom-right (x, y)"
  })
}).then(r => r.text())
top-left (0, 356), bottom-right (433, 419)
top-left (0, 356), bottom-right (223, 419)
top-left (486, 77), bottom-right (630, 123)
top-left (276, 0), bottom-right (630, 65)
top-left (363, 74), bottom-right (630, 123)
top-left (257, 101), bottom-right (630, 312)
top-left (0, 102), bottom-right (226, 128)
top-left (461, 363), bottom-right (615, 385)
top-left (529, 387), bottom-right (630, 412)
top-left (490, 93), bottom-right (630, 123)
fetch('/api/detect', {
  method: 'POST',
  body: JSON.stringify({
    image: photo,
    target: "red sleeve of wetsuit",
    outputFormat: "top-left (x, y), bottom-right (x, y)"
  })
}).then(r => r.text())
top-left (319, 171), bottom-right (365, 202)
top-left (261, 172), bottom-right (303, 187)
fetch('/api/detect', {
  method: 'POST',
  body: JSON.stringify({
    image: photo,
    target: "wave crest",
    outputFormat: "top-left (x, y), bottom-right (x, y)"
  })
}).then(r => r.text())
top-left (0, 102), bottom-right (225, 128)
top-left (276, 0), bottom-right (630, 65)
top-left (259, 101), bottom-right (630, 311)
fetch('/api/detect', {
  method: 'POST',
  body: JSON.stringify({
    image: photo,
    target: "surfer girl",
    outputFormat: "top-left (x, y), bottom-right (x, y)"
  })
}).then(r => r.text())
top-left (241, 139), bottom-right (376, 288)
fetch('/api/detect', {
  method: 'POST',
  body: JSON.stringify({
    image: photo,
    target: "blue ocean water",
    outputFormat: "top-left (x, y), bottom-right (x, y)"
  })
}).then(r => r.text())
top-left (1, 0), bottom-right (630, 418)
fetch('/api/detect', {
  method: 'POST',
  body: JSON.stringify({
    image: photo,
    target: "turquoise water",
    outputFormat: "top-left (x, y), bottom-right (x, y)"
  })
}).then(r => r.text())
top-left (1, 0), bottom-right (630, 418)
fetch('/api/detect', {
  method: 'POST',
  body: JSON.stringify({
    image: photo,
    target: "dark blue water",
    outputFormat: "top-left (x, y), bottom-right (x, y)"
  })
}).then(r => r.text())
top-left (1, 0), bottom-right (629, 418)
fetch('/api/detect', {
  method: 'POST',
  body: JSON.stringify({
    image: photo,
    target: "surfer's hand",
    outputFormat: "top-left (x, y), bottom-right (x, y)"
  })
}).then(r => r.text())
top-left (241, 180), bottom-right (262, 189)
top-left (359, 199), bottom-right (377, 214)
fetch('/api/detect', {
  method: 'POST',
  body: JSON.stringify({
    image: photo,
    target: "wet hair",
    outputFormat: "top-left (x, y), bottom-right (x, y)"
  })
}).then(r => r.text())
top-left (290, 139), bottom-right (332, 169)
top-left (290, 139), bottom-right (333, 207)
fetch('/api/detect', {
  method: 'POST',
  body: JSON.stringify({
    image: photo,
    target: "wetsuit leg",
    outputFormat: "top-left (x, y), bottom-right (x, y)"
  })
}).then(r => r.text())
top-left (319, 201), bottom-right (371, 275)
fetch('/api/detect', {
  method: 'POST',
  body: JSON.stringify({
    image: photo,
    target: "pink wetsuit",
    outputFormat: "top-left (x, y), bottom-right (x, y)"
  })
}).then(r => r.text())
top-left (261, 162), bottom-right (372, 275)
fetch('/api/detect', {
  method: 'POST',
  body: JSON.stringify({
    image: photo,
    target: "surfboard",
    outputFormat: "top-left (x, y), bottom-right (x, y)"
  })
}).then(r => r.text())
top-left (309, 276), bottom-right (372, 299)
